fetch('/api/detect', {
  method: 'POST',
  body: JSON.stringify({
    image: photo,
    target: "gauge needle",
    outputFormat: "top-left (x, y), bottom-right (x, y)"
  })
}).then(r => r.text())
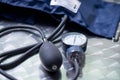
top-left (73, 35), bottom-right (76, 44)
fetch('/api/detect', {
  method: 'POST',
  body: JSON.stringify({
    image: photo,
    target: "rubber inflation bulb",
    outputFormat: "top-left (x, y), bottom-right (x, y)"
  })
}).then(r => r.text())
top-left (39, 41), bottom-right (62, 72)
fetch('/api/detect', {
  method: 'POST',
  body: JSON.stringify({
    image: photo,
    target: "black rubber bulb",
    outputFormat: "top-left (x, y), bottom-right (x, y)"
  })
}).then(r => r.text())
top-left (39, 41), bottom-right (62, 72)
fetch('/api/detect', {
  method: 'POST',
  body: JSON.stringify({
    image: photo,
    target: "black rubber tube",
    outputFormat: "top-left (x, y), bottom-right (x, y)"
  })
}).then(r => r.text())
top-left (0, 69), bottom-right (17, 80)
top-left (67, 59), bottom-right (80, 80)
top-left (0, 28), bottom-right (41, 38)
top-left (48, 15), bottom-right (67, 40)
top-left (0, 25), bottom-right (46, 41)
top-left (50, 24), bottom-right (65, 41)
top-left (0, 42), bottom-right (42, 70)
top-left (0, 15), bottom-right (68, 79)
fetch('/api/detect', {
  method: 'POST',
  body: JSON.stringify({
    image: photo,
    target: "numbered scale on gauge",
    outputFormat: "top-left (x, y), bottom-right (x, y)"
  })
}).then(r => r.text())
top-left (62, 32), bottom-right (88, 52)
top-left (62, 32), bottom-right (87, 79)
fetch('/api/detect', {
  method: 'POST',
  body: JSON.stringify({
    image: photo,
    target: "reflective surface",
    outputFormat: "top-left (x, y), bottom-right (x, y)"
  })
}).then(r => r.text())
top-left (0, 19), bottom-right (120, 80)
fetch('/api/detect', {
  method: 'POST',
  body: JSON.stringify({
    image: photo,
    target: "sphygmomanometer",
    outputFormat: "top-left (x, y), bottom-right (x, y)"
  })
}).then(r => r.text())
top-left (2, 0), bottom-right (120, 79)
top-left (0, 14), bottom-right (87, 80)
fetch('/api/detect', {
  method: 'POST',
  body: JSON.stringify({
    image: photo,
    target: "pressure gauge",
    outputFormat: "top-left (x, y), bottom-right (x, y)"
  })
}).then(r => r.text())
top-left (62, 32), bottom-right (87, 77)
top-left (62, 32), bottom-right (87, 52)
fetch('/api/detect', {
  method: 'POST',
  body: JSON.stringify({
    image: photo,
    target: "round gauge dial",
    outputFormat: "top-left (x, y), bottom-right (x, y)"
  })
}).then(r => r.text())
top-left (62, 32), bottom-right (87, 46)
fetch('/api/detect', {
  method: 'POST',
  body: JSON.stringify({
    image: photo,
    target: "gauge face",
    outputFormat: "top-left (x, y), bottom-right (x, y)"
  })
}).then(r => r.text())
top-left (62, 32), bottom-right (87, 46)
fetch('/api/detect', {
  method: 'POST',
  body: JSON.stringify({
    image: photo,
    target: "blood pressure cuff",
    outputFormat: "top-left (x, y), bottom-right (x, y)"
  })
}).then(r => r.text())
top-left (0, 0), bottom-right (120, 38)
